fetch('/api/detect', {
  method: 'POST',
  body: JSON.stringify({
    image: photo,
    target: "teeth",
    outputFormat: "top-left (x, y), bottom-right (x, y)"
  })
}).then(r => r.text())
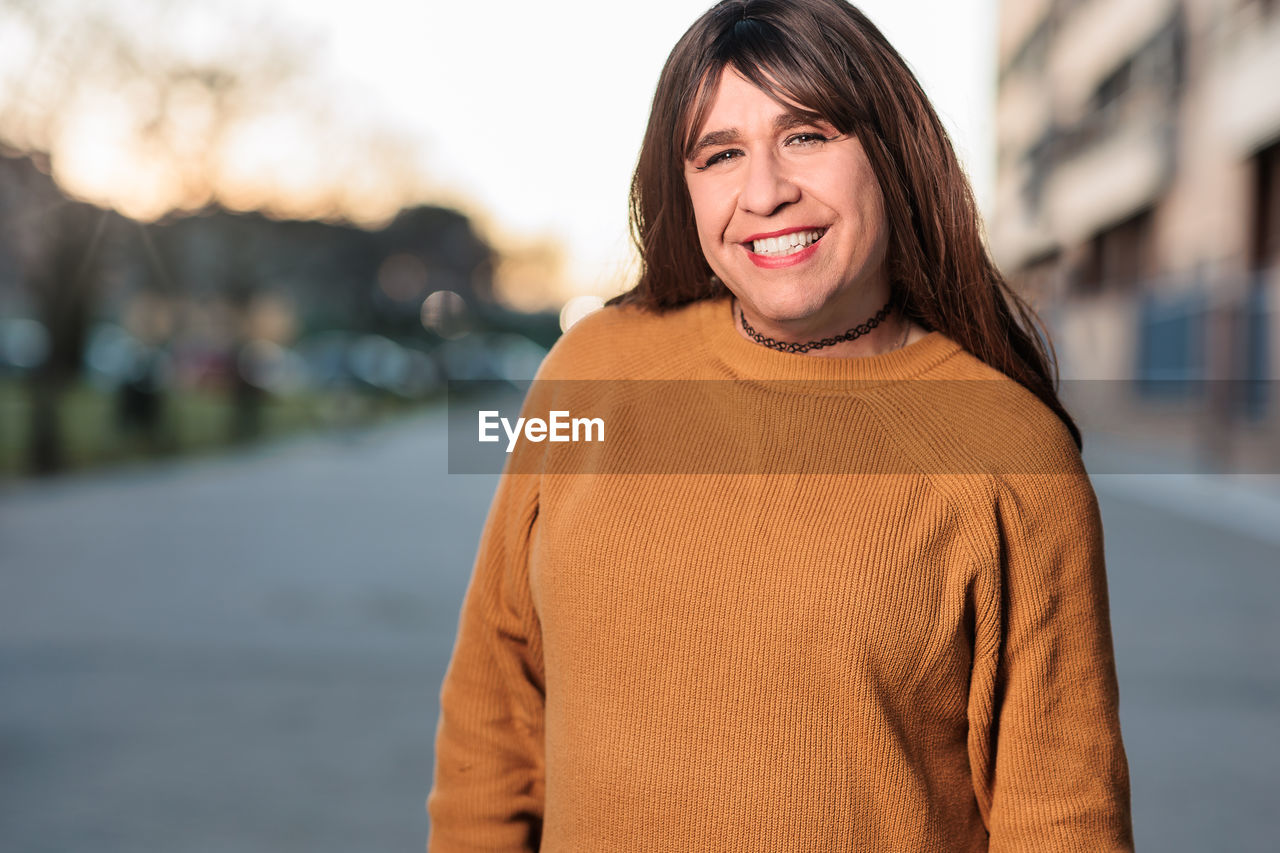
top-left (750, 229), bottom-right (825, 256)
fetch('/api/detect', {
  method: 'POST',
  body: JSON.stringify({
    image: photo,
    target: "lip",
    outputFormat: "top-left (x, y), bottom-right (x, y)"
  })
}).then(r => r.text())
top-left (740, 225), bottom-right (827, 269)
top-left (740, 225), bottom-right (826, 243)
top-left (745, 241), bottom-right (820, 269)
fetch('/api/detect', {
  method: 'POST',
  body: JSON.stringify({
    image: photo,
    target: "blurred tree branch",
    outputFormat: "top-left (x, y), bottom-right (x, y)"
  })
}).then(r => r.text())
top-left (0, 0), bottom-right (313, 213)
top-left (0, 0), bottom-right (314, 472)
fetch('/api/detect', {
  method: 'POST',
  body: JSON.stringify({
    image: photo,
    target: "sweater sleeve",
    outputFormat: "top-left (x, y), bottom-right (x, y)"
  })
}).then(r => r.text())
top-left (427, 442), bottom-right (547, 850)
top-left (967, 467), bottom-right (1134, 852)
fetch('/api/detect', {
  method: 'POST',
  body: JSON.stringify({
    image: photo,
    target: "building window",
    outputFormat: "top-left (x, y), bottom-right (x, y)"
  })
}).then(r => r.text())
top-left (1087, 9), bottom-right (1185, 114)
top-left (1010, 249), bottom-right (1062, 305)
top-left (1092, 58), bottom-right (1134, 114)
top-left (1078, 207), bottom-right (1156, 293)
top-left (1240, 0), bottom-right (1278, 20)
top-left (1250, 137), bottom-right (1280, 270)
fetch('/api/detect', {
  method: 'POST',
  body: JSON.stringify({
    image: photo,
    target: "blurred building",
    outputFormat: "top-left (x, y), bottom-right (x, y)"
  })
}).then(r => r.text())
top-left (993, 0), bottom-right (1279, 466)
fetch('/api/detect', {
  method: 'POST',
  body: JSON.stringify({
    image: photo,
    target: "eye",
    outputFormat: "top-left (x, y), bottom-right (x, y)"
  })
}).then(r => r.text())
top-left (693, 149), bottom-right (742, 171)
top-left (786, 132), bottom-right (833, 147)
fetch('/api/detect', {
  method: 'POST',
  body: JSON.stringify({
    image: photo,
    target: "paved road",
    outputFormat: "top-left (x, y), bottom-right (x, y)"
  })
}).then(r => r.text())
top-left (0, 411), bottom-right (496, 853)
top-left (1090, 473), bottom-right (1280, 853)
top-left (1, 410), bottom-right (1277, 851)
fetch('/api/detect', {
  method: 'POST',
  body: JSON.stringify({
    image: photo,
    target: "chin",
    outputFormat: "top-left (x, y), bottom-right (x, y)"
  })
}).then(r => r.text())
top-left (740, 286), bottom-right (831, 326)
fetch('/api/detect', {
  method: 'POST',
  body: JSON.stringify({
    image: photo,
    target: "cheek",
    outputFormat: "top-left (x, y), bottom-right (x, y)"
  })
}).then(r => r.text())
top-left (861, 193), bottom-right (888, 246)
top-left (686, 180), bottom-right (732, 243)
top-left (829, 148), bottom-right (885, 227)
top-left (869, 193), bottom-right (891, 254)
top-left (849, 173), bottom-right (888, 248)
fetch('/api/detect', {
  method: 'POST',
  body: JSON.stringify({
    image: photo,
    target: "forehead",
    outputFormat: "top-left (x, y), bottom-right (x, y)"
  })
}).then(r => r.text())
top-left (703, 70), bottom-right (792, 118)
top-left (682, 65), bottom-right (825, 153)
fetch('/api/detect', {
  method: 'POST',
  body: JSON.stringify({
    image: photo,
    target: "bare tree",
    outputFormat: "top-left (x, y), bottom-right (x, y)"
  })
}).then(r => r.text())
top-left (0, 0), bottom-right (313, 472)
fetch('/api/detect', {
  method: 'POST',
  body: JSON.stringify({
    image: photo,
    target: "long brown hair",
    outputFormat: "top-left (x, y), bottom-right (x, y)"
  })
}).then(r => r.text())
top-left (608, 0), bottom-right (1081, 449)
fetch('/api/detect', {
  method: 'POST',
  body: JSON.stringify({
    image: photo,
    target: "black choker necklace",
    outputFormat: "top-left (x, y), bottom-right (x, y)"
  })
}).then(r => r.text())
top-left (737, 298), bottom-right (894, 354)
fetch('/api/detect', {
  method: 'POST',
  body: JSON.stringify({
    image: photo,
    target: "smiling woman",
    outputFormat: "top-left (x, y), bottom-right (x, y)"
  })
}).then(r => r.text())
top-left (617, 0), bottom-right (1076, 430)
top-left (427, 2), bottom-right (1134, 851)
top-left (682, 69), bottom-right (898, 346)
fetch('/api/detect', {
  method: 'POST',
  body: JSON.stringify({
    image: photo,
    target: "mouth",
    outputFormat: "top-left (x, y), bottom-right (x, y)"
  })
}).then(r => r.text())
top-left (745, 228), bottom-right (827, 257)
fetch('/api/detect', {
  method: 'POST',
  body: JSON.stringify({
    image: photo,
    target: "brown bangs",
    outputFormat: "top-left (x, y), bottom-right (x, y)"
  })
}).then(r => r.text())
top-left (677, 16), bottom-right (867, 161)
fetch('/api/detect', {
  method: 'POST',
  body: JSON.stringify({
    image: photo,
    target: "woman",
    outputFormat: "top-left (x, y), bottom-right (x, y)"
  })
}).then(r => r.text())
top-left (428, 1), bottom-right (1133, 850)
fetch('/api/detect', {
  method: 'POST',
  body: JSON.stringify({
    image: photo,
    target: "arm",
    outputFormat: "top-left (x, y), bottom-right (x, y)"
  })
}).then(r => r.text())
top-left (967, 468), bottom-right (1134, 852)
top-left (427, 463), bottom-right (546, 851)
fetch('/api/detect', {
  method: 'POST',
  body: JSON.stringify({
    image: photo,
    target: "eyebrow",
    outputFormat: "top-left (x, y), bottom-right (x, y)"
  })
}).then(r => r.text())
top-left (687, 112), bottom-right (829, 159)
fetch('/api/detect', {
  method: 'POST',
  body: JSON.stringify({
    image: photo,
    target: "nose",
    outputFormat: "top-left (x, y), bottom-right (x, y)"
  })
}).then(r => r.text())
top-left (738, 150), bottom-right (800, 216)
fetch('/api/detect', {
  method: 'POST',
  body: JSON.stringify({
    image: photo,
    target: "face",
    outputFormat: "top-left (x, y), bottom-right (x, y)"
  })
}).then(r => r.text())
top-left (683, 68), bottom-right (890, 337)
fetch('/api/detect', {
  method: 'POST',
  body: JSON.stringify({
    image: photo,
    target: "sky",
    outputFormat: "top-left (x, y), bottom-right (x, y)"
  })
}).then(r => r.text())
top-left (4, 0), bottom-right (998, 308)
top-left (264, 0), bottom-right (999, 303)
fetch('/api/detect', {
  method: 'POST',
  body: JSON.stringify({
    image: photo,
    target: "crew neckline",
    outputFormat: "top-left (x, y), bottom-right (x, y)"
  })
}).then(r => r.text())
top-left (694, 296), bottom-right (961, 383)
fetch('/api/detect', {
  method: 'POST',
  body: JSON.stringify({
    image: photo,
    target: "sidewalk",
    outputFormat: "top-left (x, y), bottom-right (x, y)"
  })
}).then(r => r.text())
top-left (1084, 432), bottom-right (1280, 547)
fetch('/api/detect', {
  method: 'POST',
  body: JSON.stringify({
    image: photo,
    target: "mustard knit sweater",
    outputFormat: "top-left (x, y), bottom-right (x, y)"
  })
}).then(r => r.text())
top-left (428, 297), bottom-right (1133, 852)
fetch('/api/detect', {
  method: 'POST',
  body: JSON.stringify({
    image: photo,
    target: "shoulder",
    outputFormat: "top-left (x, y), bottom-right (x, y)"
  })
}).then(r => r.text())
top-left (869, 340), bottom-right (1098, 560)
top-left (535, 299), bottom-right (710, 380)
top-left (868, 337), bottom-right (1083, 478)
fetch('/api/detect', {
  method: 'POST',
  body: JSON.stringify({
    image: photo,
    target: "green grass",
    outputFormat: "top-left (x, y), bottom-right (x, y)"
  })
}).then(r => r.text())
top-left (0, 378), bottom-right (434, 478)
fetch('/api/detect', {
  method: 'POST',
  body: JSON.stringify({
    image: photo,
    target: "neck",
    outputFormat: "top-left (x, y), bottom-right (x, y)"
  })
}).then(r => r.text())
top-left (733, 297), bottom-right (911, 359)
